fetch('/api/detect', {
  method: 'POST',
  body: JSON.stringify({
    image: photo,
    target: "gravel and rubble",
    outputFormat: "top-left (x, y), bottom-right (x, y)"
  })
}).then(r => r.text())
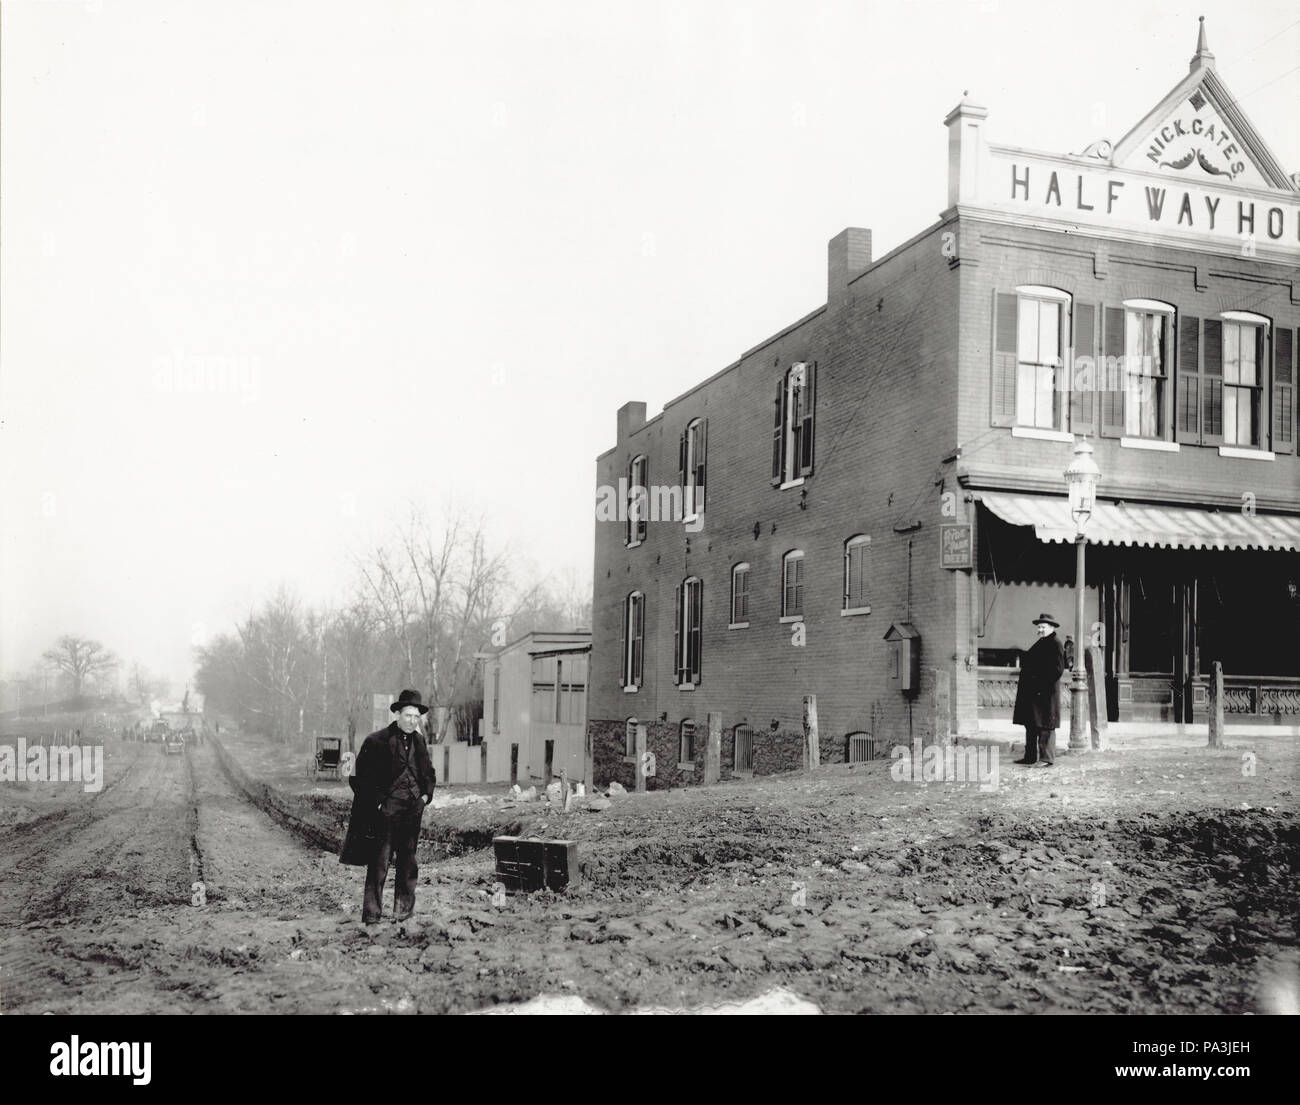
top-left (0, 729), bottom-right (1294, 1014)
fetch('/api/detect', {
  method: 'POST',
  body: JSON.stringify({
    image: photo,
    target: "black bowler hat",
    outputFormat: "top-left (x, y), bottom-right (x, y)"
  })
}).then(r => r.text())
top-left (1032, 613), bottom-right (1060, 628)
top-left (390, 689), bottom-right (429, 715)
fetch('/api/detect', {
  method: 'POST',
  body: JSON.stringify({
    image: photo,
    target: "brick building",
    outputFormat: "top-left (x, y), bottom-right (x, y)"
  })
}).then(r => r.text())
top-left (589, 23), bottom-right (1300, 788)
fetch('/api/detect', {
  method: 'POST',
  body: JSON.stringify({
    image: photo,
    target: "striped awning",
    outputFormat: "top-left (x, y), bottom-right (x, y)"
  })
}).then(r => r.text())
top-left (978, 492), bottom-right (1300, 551)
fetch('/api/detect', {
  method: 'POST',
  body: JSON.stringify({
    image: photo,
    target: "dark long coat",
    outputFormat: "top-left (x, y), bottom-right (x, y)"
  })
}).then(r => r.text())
top-left (1012, 632), bottom-right (1066, 730)
top-left (339, 721), bottom-right (438, 866)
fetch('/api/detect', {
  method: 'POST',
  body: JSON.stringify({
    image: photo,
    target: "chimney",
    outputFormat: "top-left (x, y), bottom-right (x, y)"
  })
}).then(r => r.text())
top-left (944, 93), bottom-right (988, 209)
top-left (617, 401), bottom-right (647, 443)
top-left (828, 228), bottom-right (872, 307)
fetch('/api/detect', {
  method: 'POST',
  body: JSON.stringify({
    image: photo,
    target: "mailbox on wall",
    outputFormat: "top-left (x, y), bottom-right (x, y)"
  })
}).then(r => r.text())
top-left (883, 622), bottom-right (921, 697)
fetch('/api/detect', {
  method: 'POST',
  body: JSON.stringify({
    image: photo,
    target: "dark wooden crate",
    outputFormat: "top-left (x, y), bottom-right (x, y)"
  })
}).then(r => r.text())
top-left (493, 836), bottom-right (578, 892)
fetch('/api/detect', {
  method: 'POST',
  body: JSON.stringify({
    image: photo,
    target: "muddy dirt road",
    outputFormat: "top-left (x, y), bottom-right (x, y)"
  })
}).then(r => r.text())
top-left (0, 734), bottom-right (1295, 1014)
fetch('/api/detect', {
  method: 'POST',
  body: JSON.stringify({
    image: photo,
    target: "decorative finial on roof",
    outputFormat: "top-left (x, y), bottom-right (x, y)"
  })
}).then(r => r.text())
top-left (1191, 15), bottom-right (1215, 72)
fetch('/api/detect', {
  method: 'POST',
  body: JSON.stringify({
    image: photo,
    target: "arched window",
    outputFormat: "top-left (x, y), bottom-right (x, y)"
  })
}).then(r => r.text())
top-left (781, 550), bottom-right (805, 620)
top-left (992, 286), bottom-right (1070, 432)
top-left (674, 576), bottom-right (703, 686)
top-left (681, 418), bottom-right (707, 520)
top-left (626, 454), bottom-right (647, 546)
top-left (1120, 299), bottom-right (1175, 440)
top-left (679, 718), bottom-right (696, 765)
top-left (621, 591), bottom-right (645, 690)
top-left (771, 362), bottom-right (816, 486)
top-left (624, 717), bottom-right (638, 758)
top-left (733, 723), bottom-right (754, 773)
top-left (730, 562), bottom-right (751, 626)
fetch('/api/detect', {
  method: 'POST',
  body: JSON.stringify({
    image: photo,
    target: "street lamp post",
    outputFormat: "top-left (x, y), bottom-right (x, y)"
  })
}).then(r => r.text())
top-left (1064, 437), bottom-right (1101, 753)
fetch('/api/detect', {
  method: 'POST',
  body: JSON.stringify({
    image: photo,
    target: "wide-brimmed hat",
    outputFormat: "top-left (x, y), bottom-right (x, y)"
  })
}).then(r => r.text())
top-left (1032, 613), bottom-right (1060, 628)
top-left (390, 689), bottom-right (429, 715)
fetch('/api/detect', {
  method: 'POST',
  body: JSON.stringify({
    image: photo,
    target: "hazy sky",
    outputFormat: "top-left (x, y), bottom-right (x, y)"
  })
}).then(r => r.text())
top-left (3, 0), bottom-right (1298, 688)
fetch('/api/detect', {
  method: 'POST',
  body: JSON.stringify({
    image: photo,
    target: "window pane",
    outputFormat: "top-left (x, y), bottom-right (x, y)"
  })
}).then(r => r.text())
top-left (1018, 299), bottom-right (1038, 362)
top-left (1240, 327), bottom-right (1257, 385)
top-left (1034, 365), bottom-right (1055, 427)
top-left (1016, 364), bottom-right (1037, 425)
top-left (1038, 301), bottom-right (1060, 365)
top-left (1223, 324), bottom-right (1239, 383)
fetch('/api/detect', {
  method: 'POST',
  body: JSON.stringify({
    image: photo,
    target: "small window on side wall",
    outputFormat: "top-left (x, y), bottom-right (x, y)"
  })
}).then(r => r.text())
top-left (679, 719), bottom-right (696, 764)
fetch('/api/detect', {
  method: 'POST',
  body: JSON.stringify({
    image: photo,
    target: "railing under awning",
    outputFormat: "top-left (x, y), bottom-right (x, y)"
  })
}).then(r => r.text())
top-left (976, 491), bottom-right (1300, 551)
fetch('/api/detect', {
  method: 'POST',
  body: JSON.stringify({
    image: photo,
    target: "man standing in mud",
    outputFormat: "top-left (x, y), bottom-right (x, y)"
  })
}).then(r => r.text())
top-left (339, 689), bottom-right (437, 923)
top-left (1013, 614), bottom-right (1066, 768)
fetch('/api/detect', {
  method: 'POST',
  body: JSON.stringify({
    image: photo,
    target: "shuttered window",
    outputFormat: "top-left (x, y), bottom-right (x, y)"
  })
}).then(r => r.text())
top-left (1222, 319), bottom-right (1265, 448)
top-left (678, 418), bottom-right (708, 520)
top-left (1274, 327), bottom-right (1295, 454)
top-left (626, 455), bottom-right (647, 545)
top-left (772, 362), bottom-right (816, 484)
top-left (730, 563), bottom-right (751, 625)
top-left (782, 551), bottom-right (805, 619)
top-left (991, 287), bottom-right (1068, 430)
top-left (674, 577), bottom-right (702, 686)
top-left (620, 591), bottom-right (644, 689)
top-left (1122, 301), bottom-right (1174, 440)
top-left (844, 535), bottom-right (871, 612)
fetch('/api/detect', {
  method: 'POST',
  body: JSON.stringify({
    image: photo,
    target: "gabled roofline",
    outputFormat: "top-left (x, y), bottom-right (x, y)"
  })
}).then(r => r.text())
top-left (1111, 39), bottom-right (1296, 192)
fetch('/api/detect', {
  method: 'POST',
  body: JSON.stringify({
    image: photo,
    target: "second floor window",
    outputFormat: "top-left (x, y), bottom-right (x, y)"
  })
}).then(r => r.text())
top-left (782, 550), bottom-right (805, 619)
top-left (1123, 302), bottom-right (1173, 439)
top-left (730, 562), bottom-right (751, 625)
top-left (772, 362), bottom-right (816, 485)
top-left (1223, 318), bottom-right (1265, 447)
top-left (621, 591), bottom-right (644, 690)
top-left (674, 576), bottom-right (703, 686)
top-left (991, 287), bottom-right (1068, 431)
top-left (1176, 311), bottom-right (1276, 450)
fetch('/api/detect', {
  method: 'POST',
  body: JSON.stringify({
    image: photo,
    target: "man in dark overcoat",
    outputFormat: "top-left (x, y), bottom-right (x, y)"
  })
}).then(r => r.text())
top-left (339, 688), bottom-right (437, 923)
top-left (1013, 613), bottom-right (1066, 768)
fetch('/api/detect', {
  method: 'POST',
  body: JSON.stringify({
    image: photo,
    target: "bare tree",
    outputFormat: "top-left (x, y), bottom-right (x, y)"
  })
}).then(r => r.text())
top-left (41, 635), bottom-right (118, 698)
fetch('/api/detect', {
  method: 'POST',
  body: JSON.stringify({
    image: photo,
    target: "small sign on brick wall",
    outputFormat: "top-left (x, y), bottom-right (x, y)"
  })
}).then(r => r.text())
top-left (940, 524), bottom-right (973, 570)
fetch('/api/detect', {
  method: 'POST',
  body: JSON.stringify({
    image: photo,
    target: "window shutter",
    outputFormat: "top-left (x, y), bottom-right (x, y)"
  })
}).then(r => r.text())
top-left (1202, 319), bottom-right (1224, 445)
top-left (991, 292), bottom-right (1017, 426)
top-left (1071, 303), bottom-right (1097, 436)
top-left (677, 431), bottom-right (686, 512)
top-left (619, 596), bottom-right (629, 687)
top-left (673, 583), bottom-right (683, 686)
top-left (1176, 315), bottom-right (1201, 443)
top-left (697, 418), bottom-right (708, 511)
top-left (1274, 328), bottom-right (1295, 454)
top-left (771, 375), bottom-right (785, 485)
top-left (633, 596), bottom-right (644, 685)
top-left (798, 363), bottom-right (816, 476)
top-left (1100, 306), bottom-right (1125, 437)
top-left (636, 461), bottom-right (648, 542)
top-left (689, 580), bottom-right (703, 684)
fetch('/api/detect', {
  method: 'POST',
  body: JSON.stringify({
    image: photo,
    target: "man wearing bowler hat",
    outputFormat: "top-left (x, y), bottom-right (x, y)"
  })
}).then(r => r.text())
top-left (339, 689), bottom-right (437, 923)
top-left (1013, 614), bottom-right (1067, 768)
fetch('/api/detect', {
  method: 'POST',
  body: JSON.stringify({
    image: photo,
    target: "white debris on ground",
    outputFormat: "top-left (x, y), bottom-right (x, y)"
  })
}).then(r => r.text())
top-left (473, 987), bottom-right (822, 1015)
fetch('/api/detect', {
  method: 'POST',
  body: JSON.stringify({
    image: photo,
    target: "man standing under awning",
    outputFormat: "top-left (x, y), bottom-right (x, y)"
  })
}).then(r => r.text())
top-left (1013, 614), bottom-right (1067, 768)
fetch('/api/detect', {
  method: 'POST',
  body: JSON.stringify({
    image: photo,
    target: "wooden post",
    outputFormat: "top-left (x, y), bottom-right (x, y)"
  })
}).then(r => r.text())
top-left (634, 723), bottom-right (648, 792)
top-left (1208, 661), bottom-right (1224, 748)
top-left (803, 696), bottom-right (820, 770)
top-left (1085, 645), bottom-right (1108, 751)
top-left (703, 712), bottom-right (721, 784)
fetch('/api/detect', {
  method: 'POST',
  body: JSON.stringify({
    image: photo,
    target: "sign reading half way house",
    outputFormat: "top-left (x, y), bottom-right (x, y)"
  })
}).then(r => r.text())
top-left (950, 27), bottom-right (1300, 263)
